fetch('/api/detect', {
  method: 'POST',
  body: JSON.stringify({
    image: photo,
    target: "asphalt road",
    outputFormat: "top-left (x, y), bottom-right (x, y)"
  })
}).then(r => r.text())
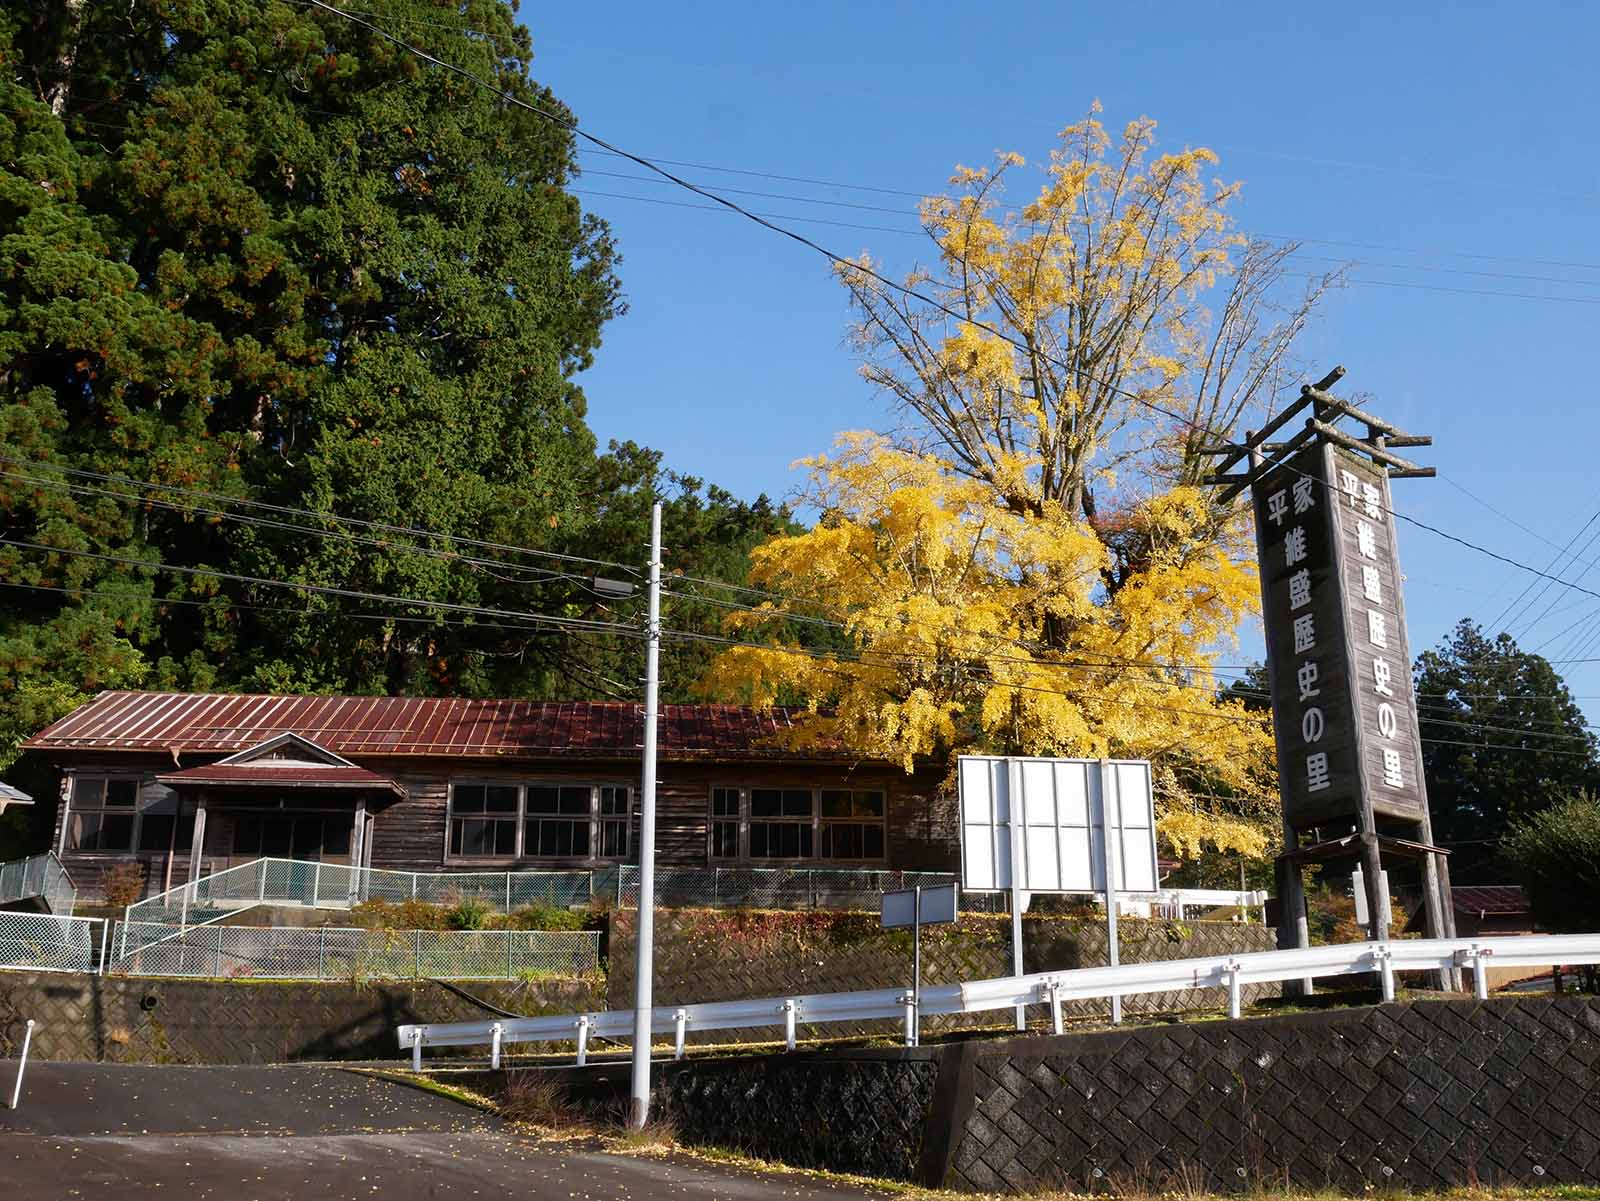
top-left (0, 1061), bottom-right (885, 1201)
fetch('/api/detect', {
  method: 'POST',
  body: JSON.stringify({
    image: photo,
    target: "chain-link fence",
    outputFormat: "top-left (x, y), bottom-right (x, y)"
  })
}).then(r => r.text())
top-left (0, 910), bottom-right (102, 973)
top-left (0, 852), bottom-right (77, 915)
top-left (108, 922), bottom-right (600, 981)
top-left (124, 857), bottom-right (993, 924)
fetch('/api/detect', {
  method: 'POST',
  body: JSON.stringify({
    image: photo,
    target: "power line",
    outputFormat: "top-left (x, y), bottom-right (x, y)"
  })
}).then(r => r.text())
top-left (1, 539), bottom-right (641, 635)
top-left (0, 453), bottom-right (639, 576)
top-left (0, 467), bottom-right (615, 591)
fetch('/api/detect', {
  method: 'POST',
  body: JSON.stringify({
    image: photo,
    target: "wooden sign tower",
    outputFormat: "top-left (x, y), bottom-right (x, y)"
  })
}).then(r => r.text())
top-left (1201, 368), bottom-right (1456, 988)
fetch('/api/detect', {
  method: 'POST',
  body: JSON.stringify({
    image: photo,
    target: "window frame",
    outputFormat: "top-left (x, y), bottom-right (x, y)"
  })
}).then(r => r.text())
top-left (61, 773), bottom-right (172, 856)
top-left (706, 784), bottom-right (889, 865)
top-left (444, 779), bottom-right (633, 864)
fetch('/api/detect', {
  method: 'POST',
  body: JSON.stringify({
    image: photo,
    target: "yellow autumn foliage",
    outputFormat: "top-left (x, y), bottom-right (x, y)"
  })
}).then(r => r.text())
top-left (704, 108), bottom-right (1338, 863)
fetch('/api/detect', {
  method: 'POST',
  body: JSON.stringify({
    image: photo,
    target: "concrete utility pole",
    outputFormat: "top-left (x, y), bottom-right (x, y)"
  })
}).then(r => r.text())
top-left (629, 502), bottom-right (663, 1129)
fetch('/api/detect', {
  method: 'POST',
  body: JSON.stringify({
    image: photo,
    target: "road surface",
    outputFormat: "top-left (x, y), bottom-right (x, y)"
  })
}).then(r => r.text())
top-left (0, 1061), bottom-right (884, 1201)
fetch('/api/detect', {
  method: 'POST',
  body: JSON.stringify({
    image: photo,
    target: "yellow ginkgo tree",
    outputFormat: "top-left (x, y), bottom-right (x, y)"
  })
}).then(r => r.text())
top-left (703, 108), bottom-right (1341, 864)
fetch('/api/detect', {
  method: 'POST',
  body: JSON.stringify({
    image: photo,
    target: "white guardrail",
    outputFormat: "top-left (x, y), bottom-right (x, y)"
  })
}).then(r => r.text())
top-left (396, 932), bottom-right (1600, 1070)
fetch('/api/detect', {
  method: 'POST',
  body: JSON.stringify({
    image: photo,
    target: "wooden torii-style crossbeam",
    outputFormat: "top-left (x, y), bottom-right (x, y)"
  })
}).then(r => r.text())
top-left (1196, 366), bottom-right (1435, 503)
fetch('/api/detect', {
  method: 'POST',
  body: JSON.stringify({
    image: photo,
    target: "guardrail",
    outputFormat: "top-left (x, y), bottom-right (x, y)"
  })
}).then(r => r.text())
top-left (396, 932), bottom-right (1600, 1069)
top-left (0, 911), bottom-right (107, 974)
top-left (0, 853), bottom-right (76, 915)
top-left (108, 922), bottom-right (600, 981)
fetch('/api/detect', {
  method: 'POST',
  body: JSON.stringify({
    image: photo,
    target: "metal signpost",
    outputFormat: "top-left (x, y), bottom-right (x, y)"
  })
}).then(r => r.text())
top-left (1200, 367), bottom-right (1455, 991)
top-left (958, 756), bottom-right (1158, 1026)
top-left (881, 882), bottom-right (958, 1046)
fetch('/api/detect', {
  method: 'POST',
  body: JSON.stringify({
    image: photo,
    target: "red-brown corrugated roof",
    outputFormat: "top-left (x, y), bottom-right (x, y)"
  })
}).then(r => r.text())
top-left (25, 691), bottom-right (847, 762)
top-left (1450, 885), bottom-right (1530, 917)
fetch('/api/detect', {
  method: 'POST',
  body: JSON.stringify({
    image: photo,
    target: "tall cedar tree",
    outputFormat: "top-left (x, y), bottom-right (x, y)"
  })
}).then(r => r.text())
top-left (1, 0), bottom-right (625, 746)
top-left (0, 3), bottom-right (798, 856)
top-left (1415, 619), bottom-right (1598, 881)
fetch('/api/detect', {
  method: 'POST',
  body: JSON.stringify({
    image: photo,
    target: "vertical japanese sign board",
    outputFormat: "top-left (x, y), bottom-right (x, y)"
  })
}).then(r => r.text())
top-left (1253, 443), bottom-right (1427, 829)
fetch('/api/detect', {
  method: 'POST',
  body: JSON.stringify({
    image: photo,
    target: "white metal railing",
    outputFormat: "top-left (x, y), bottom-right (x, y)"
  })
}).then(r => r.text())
top-left (396, 932), bottom-right (1600, 1069)
top-left (0, 911), bottom-right (107, 974)
top-left (0, 853), bottom-right (76, 915)
top-left (108, 922), bottom-right (599, 981)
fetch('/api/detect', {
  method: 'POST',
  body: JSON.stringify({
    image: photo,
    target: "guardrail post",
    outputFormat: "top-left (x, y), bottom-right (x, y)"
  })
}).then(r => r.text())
top-left (1376, 945), bottom-right (1396, 1003)
top-left (1226, 961), bottom-right (1243, 1020)
top-left (901, 992), bottom-right (916, 1047)
top-left (575, 1016), bottom-right (590, 1066)
top-left (782, 999), bottom-right (797, 1051)
top-left (1047, 982), bottom-right (1063, 1035)
top-left (411, 1029), bottom-right (423, 1071)
top-left (1456, 946), bottom-right (1491, 1001)
top-left (674, 1010), bottom-right (688, 1061)
top-left (490, 1023), bottom-right (503, 1070)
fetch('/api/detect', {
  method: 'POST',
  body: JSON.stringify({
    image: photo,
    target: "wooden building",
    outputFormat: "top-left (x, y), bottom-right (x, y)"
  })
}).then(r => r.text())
top-left (23, 692), bottom-right (956, 899)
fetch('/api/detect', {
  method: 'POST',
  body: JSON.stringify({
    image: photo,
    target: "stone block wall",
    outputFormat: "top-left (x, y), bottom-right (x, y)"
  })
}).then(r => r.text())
top-left (0, 972), bottom-right (601, 1064)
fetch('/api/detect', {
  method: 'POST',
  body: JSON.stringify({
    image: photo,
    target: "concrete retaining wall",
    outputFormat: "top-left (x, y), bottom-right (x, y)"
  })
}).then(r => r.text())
top-left (0, 972), bottom-right (601, 1064)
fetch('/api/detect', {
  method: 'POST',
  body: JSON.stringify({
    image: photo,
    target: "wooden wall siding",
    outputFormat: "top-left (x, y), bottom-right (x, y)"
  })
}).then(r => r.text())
top-left (31, 752), bottom-right (964, 881)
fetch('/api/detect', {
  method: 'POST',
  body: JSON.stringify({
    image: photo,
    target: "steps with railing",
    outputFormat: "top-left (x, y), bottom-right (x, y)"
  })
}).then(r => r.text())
top-left (0, 852), bottom-right (77, 915)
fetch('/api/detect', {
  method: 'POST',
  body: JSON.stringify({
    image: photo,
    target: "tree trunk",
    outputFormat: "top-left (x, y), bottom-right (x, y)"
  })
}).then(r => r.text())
top-left (43, 0), bottom-right (87, 119)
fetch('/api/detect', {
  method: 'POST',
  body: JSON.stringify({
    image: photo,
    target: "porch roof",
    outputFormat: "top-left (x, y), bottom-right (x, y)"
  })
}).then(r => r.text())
top-left (155, 762), bottom-right (406, 797)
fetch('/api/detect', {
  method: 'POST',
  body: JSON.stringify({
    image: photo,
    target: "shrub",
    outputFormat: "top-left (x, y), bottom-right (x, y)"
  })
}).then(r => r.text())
top-left (350, 898), bottom-right (451, 931)
top-left (495, 902), bottom-right (587, 932)
top-left (1504, 791), bottom-right (1600, 936)
top-left (447, 896), bottom-right (493, 930)
top-left (101, 861), bottom-right (147, 909)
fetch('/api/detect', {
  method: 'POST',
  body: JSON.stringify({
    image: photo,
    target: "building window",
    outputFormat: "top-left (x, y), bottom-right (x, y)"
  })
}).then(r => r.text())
top-left (448, 784), bottom-right (519, 857)
top-left (710, 787), bottom-right (740, 859)
top-left (525, 785), bottom-right (592, 857)
top-left (64, 776), bottom-right (141, 852)
top-left (446, 781), bottom-right (630, 861)
top-left (599, 786), bottom-right (631, 858)
top-left (820, 789), bottom-right (886, 859)
top-left (712, 786), bottom-right (888, 863)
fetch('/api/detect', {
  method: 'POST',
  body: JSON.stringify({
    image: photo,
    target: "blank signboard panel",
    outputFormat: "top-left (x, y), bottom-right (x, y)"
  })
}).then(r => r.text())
top-left (958, 756), bottom-right (1157, 895)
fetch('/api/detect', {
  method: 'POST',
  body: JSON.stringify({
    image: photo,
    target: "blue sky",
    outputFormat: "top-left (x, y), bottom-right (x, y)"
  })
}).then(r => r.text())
top-left (528, 2), bottom-right (1600, 711)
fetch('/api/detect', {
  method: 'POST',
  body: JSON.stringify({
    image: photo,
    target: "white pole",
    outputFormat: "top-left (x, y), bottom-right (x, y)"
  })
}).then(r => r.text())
top-left (1006, 759), bottom-right (1026, 1032)
top-left (9, 1019), bottom-right (34, 1109)
top-left (911, 885), bottom-right (922, 1049)
top-left (629, 502), bottom-right (663, 1129)
top-left (1100, 759), bottom-right (1122, 1026)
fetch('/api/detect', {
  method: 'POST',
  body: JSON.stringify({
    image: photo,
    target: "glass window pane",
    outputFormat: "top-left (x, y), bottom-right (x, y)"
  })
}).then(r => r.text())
top-left (461, 819), bottom-right (490, 857)
top-left (98, 814), bottom-right (135, 852)
top-left (324, 821), bottom-right (352, 857)
top-left (493, 820), bottom-right (517, 856)
top-left (485, 786), bottom-right (519, 814)
top-left (749, 824), bottom-right (769, 858)
top-left (711, 822), bottom-right (737, 858)
top-left (525, 786), bottom-right (560, 814)
top-left (864, 825), bottom-right (884, 858)
top-left (105, 779), bottom-right (139, 807)
top-left (782, 790), bottom-right (813, 817)
top-left (855, 791), bottom-right (885, 817)
top-left (799, 825), bottom-right (814, 857)
top-left (453, 785), bottom-right (487, 814)
top-left (712, 788), bottom-right (740, 817)
top-left (600, 787), bottom-right (629, 815)
top-left (820, 790), bottom-right (851, 817)
top-left (233, 816), bottom-right (262, 857)
top-left (72, 778), bottom-right (105, 806)
top-left (750, 790), bottom-right (782, 817)
top-left (560, 786), bottom-right (591, 816)
top-left (449, 822), bottom-right (463, 856)
top-left (261, 818), bottom-right (293, 858)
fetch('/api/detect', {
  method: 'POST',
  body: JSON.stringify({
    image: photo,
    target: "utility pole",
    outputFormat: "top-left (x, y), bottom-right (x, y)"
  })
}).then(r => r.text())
top-left (629, 502), bottom-right (662, 1129)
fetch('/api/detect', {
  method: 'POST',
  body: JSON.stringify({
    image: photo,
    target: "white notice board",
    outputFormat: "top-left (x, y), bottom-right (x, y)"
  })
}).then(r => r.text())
top-left (957, 756), bottom-right (1158, 895)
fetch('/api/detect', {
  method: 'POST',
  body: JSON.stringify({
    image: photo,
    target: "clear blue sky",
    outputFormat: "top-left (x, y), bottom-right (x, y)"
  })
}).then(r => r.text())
top-left (528, 2), bottom-right (1600, 713)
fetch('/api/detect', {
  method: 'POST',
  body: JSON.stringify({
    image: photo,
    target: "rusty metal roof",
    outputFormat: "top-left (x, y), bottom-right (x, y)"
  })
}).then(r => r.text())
top-left (25, 691), bottom-right (846, 762)
top-left (1451, 885), bottom-right (1530, 917)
